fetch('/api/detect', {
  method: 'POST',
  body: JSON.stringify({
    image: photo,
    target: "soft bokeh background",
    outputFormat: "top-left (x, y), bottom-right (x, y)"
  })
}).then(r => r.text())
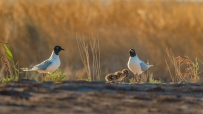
top-left (0, 0), bottom-right (203, 82)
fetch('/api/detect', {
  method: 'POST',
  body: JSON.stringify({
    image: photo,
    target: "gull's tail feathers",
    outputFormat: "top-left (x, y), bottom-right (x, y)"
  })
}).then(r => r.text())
top-left (147, 59), bottom-right (154, 67)
top-left (20, 67), bottom-right (38, 71)
top-left (146, 61), bottom-right (153, 68)
top-left (149, 65), bottom-right (154, 67)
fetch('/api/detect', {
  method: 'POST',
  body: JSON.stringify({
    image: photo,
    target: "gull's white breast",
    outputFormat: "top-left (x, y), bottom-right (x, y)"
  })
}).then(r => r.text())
top-left (127, 56), bottom-right (142, 75)
top-left (47, 56), bottom-right (60, 74)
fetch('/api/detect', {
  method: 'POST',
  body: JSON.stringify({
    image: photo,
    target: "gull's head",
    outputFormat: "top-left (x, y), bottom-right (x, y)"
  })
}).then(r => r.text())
top-left (54, 46), bottom-right (64, 55)
top-left (129, 49), bottom-right (136, 57)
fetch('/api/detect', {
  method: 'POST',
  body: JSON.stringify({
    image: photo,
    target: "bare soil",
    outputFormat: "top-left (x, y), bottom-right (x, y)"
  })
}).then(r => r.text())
top-left (0, 80), bottom-right (203, 114)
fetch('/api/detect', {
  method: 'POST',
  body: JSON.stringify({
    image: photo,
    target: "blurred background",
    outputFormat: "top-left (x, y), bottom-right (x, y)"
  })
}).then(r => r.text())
top-left (0, 0), bottom-right (203, 82)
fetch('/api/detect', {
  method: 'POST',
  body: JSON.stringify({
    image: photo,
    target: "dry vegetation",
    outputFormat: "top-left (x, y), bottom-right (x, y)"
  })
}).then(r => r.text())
top-left (166, 48), bottom-right (201, 83)
top-left (0, 0), bottom-right (203, 82)
top-left (76, 35), bottom-right (101, 81)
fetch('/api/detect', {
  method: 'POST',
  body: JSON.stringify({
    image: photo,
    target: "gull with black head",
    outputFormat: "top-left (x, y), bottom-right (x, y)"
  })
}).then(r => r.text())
top-left (21, 46), bottom-right (64, 82)
top-left (127, 49), bottom-right (153, 83)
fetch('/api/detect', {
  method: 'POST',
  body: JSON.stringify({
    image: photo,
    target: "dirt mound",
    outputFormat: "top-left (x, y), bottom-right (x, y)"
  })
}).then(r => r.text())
top-left (0, 80), bottom-right (203, 114)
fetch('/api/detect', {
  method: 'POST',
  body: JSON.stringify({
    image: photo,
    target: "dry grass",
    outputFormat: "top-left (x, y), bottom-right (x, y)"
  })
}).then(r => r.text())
top-left (166, 48), bottom-right (201, 83)
top-left (0, 56), bottom-right (12, 79)
top-left (90, 35), bottom-right (101, 81)
top-left (0, 0), bottom-right (203, 82)
top-left (0, 56), bottom-right (18, 82)
top-left (0, 42), bottom-right (19, 82)
top-left (76, 35), bottom-right (101, 81)
top-left (76, 35), bottom-right (91, 80)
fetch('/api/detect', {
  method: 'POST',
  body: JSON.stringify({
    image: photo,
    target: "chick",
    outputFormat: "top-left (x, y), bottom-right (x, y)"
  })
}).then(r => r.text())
top-left (114, 69), bottom-right (129, 81)
top-left (105, 73), bottom-right (117, 82)
top-left (105, 69), bottom-right (129, 83)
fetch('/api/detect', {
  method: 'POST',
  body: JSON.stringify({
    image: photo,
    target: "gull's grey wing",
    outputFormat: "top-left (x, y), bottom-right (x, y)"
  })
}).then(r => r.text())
top-left (140, 61), bottom-right (149, 72)
top-left (34, 60), bottom-right (52, 70)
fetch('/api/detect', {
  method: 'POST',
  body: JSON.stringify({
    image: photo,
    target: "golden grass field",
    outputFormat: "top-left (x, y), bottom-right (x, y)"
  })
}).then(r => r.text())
top-left (0, 0), bottom-right (203, 82)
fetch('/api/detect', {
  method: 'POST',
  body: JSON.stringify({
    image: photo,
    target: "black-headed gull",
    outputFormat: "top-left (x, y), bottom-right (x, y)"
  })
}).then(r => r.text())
top-left (127, 49), bottom-right (153, 83)
top-left (21, 46), bottom-right (64, 82)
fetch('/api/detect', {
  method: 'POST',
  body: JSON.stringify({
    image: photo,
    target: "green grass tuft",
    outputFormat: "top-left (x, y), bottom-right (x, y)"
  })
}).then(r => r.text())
top-left (0, 43), bottom-right (20, 82)
top-left (149, 77), bottom-right (162, 84)
top-left (45, 69), bottom-right (66, 82)
top-left (75, 78), bottom-right (91, 82)
top-left (129, 78), bottom-right (134, 84)
top-left (0, 77), bottom-right (18, 82)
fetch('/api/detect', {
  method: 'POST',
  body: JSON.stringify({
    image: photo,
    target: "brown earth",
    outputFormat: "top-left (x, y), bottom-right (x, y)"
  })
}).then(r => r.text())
top-left (0, 80), bottom-right (203, 114)
top-left (1, 0), bottom-right (203, 82)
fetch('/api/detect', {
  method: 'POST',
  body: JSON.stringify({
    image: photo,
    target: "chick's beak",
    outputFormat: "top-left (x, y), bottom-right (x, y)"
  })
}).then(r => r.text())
top-left (61, 48), bottom-right (65, 50)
